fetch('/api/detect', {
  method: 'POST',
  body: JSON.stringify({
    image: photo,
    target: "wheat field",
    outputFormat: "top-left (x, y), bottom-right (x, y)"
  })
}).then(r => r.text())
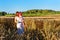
top-left (0, 17), bottom-right (60, 40)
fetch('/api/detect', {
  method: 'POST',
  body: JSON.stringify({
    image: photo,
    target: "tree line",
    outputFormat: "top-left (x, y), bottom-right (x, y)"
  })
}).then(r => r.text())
top-left (0, 12), bottom-right (7, 16)
top-left (22, 9), bottom-right (60, 14)
top-left (0, 9), bottom-right (60, 16)
top-left (0, 11), bottom-right (14, 16)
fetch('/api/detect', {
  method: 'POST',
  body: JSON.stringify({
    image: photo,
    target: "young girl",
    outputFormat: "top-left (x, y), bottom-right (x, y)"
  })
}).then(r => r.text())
top-left (15, 12), bottom-right (24, 35)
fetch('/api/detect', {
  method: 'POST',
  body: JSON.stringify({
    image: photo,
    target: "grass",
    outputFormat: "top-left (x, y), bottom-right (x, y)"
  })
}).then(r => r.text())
top-left (5, 14), bottom-right (15, 17)
top-left (22, 13), bottom-right (60, 17)
top-left (2, 12), bottom-right (60, 17)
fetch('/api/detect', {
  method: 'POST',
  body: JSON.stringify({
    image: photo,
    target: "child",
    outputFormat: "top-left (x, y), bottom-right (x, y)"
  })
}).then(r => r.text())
top-left (14, 12), bottom-right (24, 35)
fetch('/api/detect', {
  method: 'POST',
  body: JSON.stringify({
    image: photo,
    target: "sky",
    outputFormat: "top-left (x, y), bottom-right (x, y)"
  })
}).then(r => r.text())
top-left (0, 0), bottom-right (60, 13)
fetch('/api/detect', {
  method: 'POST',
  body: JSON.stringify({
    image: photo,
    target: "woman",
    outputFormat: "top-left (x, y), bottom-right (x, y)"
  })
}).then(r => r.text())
top-left (14, 12), bottom-right (24, 35)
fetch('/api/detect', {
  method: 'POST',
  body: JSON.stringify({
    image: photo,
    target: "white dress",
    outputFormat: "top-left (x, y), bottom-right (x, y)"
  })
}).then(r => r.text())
top-left (15, 16), bottom-right (23, 29)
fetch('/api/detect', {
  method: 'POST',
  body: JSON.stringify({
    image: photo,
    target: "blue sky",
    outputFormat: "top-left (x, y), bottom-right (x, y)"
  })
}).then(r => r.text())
top-left (0, 0), bottom-right (60, 13)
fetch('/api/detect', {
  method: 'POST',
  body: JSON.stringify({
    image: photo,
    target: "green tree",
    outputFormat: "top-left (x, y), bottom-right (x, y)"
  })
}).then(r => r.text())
top-left (2, 12), bottom-right (7, 16)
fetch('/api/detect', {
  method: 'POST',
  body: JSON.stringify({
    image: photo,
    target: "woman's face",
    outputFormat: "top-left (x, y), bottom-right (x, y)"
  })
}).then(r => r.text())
top-left (19, 14), bottom-right (22, 17)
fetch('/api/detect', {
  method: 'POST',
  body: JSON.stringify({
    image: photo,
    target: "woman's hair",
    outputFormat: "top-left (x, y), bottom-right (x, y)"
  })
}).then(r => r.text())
top-left (16, 11), bottom-right (22, 16)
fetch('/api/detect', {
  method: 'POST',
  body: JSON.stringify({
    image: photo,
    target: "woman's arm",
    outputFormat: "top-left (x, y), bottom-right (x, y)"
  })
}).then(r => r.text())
top-left (14, 17), bottom-right (17, 24)
top-left (22, 17), bottom-right (25, 27)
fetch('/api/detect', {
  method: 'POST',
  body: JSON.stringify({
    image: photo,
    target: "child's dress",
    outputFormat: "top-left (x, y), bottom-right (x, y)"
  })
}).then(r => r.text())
top-left (15, 16), bottom-right (24, 35)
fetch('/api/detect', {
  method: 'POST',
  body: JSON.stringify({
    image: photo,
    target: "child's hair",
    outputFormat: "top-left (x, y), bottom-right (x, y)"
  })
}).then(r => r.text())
top-left (16, 11), bottom-right (22, 17)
